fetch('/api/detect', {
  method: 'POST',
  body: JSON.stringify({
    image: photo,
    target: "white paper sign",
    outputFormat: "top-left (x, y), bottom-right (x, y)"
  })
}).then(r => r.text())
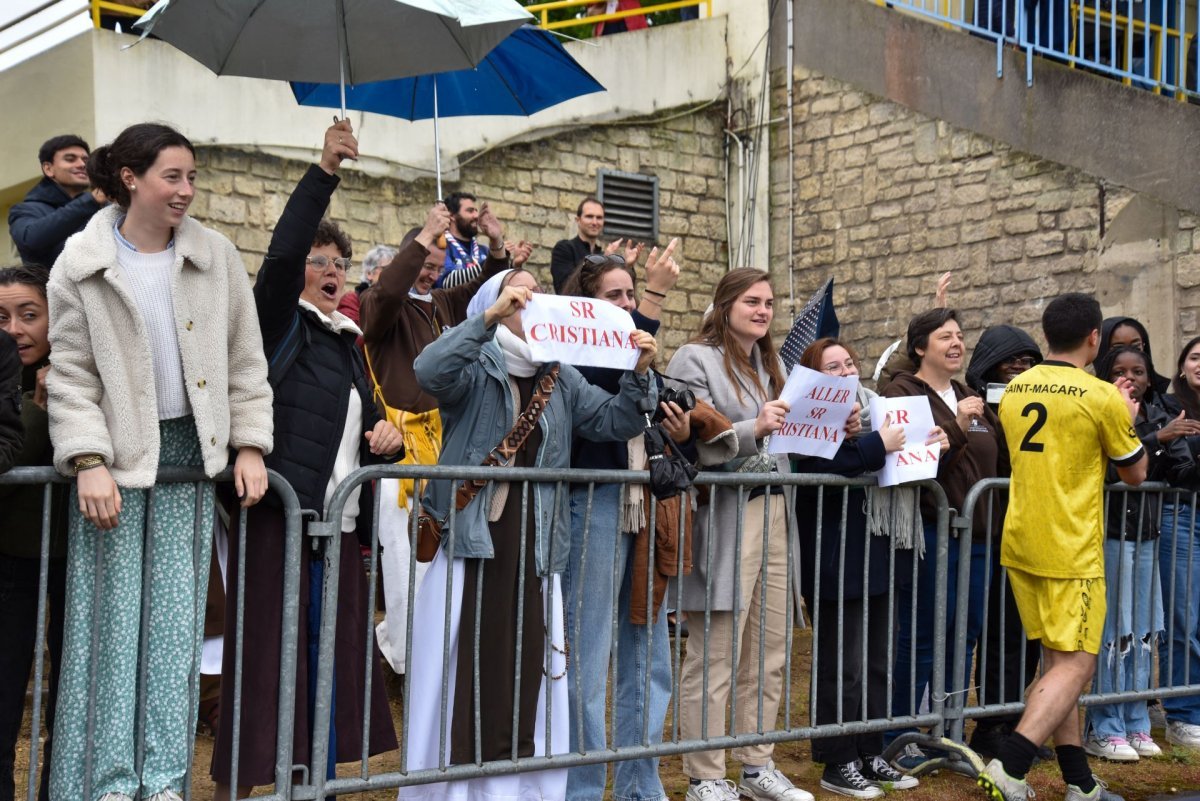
top-left (868, 395), bottom-right (941, 487)
top-left (522, 294), bottom-right (639, 369)
top-left (768, 366), bottom-right (858, 459)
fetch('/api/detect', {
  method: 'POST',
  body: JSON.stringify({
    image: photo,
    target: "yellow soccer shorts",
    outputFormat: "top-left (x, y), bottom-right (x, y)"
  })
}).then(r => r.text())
top-left (1005, 567), bottom-right (1106, 655)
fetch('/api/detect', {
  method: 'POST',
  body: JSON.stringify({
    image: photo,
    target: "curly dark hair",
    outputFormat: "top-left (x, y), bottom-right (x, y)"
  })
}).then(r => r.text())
top-left (314, 219), bottom-right (352, 259)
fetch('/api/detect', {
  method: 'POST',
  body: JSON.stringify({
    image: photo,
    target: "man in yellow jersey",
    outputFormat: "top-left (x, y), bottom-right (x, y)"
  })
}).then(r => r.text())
top-left (978, 293), bottom-right (1147, 801)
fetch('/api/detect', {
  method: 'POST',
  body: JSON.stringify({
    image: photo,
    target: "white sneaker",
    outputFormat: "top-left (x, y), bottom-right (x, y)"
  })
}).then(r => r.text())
top-left (738, 761), bottom-right (815, 801)
top-left (1127, 731), bottom-right (1162, 757)
top-left (1166, 720), bottom-right (1200, 749)
top-left (1083, 734), bottom-right (1139, 762)
top-left (686, 779), bottom-right (739, 801)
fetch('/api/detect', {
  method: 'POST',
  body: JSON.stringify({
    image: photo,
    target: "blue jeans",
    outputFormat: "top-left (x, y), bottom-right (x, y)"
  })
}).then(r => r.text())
top-left (563, 484), bottom-right (671, 801)
top-left (1159, 502), bottom-right (1200, 725)
top-left (1086, 538), bottom-right (1163, 739)
top-left (888, 525), bottom-right (988, 741)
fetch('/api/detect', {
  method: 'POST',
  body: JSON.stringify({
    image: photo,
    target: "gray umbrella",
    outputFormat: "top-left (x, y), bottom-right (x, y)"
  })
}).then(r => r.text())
top-left (133, 0), bottom-right (532, 117)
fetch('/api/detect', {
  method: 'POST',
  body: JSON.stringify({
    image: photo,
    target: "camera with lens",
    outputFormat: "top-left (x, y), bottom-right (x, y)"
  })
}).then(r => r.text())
top-left (653, 387), bottom-right (696, 423)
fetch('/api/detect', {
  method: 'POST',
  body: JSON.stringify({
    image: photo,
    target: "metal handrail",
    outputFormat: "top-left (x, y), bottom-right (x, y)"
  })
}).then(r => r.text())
top-left (89, 0), bottom-right (144, 27)
top-left (525, 0), bottom-right (711, 33)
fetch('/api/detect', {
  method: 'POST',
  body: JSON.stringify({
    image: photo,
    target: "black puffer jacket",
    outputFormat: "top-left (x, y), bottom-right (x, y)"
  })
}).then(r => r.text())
top-left (1106, 398), bottom-right (1197, 541)
top-left (965, 324), bottom-right (1043, 394)
top-left (0, 331), bottom-right (22, 474)
top-left (1095, 317), bottom-right (1171, 399)
top-left (7, 177), bottom-right (103, 268)
top-left (253, 165), bottom-right (393, 513)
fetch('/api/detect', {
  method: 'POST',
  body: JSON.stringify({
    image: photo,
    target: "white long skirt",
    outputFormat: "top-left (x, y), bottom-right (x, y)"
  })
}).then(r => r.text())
top-left (376, 478), bottom-right (430, 672)
top-left (397, 548), bottom-right (569, 801)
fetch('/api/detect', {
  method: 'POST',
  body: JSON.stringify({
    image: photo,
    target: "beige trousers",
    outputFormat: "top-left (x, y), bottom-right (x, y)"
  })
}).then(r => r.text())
top-left (680, 494), bottom-right (791, 779)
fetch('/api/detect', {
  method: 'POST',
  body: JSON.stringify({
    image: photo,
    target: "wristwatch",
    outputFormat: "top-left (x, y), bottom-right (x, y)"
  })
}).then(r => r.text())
top-left (72, 454), bottom-right (105, 474)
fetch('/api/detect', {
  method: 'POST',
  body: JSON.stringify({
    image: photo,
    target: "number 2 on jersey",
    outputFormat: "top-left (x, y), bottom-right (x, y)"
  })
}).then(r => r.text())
top-left (1019, 402), bottom-right (1047, 452)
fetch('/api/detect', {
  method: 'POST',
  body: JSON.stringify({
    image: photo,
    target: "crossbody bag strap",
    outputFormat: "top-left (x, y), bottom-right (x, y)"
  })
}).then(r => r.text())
top-left (453, 365), bottom-right (560, 512)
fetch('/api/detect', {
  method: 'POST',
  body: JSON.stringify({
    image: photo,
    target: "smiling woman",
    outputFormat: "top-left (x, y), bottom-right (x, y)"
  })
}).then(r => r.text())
top-left (880, 307), bottom-right (1003, 768)
top-left (44, 122), bottom-right (274, 801)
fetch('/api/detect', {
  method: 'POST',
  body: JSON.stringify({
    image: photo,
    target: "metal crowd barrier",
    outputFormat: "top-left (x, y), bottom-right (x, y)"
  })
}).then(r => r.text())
top-left (9, 464), bottom-right (1200, 801)
top-left (949, 478), bottom-right (1200, 744)
top-left (304, 465), bottom-right (948, 799)
top-left (0, 466), bottom-right (304, 801)
top-left (879, 0), bottom-right (1198, 99)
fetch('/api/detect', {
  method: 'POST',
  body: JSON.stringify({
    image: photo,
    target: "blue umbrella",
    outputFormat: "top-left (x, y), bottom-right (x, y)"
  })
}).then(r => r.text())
top-left (291, 25), bottom-right (605, 195)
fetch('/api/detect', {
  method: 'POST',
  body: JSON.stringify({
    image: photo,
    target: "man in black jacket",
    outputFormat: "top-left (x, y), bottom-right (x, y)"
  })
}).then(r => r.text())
top-left (8, 135), bottom-right (106, 268)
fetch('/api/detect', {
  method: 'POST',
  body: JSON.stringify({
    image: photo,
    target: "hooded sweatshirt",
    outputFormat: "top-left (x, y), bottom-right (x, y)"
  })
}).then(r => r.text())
top-left (1094, 317), bottom-right (1170, 399)
top-left (965, 324), bottom-right (1043, 394)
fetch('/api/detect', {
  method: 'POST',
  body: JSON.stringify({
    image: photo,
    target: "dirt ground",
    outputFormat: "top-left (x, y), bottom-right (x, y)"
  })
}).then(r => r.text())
top-left (12, 628), bottom-right (1200, 800)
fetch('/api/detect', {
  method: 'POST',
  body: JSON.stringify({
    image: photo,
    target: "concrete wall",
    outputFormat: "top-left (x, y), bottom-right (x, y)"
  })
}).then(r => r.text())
top-left (770, 62), bottom-right (1200, 371)
top-left (0, 16), bottom-right (729, 195)
top-left (767, 0), bottom-right (1200, 370)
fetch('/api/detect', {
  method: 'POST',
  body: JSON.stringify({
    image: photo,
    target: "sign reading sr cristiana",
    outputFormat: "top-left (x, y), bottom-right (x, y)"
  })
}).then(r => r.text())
top-left (522, 294), bottom-right (639, 370)
top-left (768, 366), bottom-right (858, 459)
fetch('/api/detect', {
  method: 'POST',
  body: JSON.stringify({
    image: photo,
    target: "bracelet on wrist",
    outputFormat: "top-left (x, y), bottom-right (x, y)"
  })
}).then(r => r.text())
top-left (73, 454), bottom-right (105, 475)
top-left (641, 295), bottom-right (662, 305)
top-left (643, 288), bottom-right (667, 298)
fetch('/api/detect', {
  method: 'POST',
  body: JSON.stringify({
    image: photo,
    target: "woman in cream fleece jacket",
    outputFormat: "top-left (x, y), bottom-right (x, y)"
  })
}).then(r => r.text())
top-left (45, 122), bottom-right (273, 801)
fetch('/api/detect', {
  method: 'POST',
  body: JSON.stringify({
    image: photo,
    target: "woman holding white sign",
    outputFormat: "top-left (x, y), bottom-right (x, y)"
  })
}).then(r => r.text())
top-left (882, 308), bottom-right (1003, 770)
top-left (402, 269), bottom-right (658, 801)
top-left (558, 245), bottom-right (691, 801)
top-left (793, 338), bottom-right (919, 798)
top-left (667, 268), bottom-right (814, 801)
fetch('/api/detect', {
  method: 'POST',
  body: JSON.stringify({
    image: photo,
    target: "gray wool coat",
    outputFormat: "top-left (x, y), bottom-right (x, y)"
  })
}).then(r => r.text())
top-left (666, 342), bottom-right (802, 613)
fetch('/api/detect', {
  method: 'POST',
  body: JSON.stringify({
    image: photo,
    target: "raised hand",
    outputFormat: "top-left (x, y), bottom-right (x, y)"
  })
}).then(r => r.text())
top-left (484, 285), bottom-right (533, 326)
top-left (477, 202), bottom-right (505, 245)
top-left (320, 119), bottom-right (358, 174)
top-left (643, 237), bottom-right (681, 295)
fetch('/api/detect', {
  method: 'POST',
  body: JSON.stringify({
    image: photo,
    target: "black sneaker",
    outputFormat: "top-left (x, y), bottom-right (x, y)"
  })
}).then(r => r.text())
top-left (820, 761), bottom-right (883, 799)
top-left (860, 756), bottom-right (920, 790)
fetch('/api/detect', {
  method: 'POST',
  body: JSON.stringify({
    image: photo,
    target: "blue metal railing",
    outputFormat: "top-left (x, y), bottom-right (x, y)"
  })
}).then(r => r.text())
top-left (878, 0), bottom-right (1197, 100)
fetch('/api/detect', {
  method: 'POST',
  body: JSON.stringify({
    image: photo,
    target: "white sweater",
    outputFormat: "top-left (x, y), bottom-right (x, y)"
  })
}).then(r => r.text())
top-left (115, 232), bottom-right (191, 420)
top-left (48, 205), bottom-right (274, 486)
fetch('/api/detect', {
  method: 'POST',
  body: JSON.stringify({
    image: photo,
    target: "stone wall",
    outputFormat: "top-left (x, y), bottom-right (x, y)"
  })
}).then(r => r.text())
top-left (770, 64), bottom-right (1200, 371)
top-left (189, 107), bottom-right (729, 355)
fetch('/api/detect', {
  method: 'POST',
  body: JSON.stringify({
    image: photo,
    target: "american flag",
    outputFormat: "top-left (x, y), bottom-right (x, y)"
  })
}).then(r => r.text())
top-left (779, 278), bottom-right (839, 374)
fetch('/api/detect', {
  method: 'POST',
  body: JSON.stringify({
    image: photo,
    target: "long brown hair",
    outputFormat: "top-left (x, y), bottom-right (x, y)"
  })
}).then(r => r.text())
top-left (1174, 336), bottom-right (1200, 420)
top-left (690, 268), bottom-right (785, 403)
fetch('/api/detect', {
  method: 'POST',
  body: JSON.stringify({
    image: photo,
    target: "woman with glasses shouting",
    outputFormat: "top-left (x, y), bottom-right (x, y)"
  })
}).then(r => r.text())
top-left (212, 121), bottom-right (403, 800)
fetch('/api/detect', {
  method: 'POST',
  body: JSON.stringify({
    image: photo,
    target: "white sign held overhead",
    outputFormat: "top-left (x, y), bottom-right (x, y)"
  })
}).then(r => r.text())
top-left (867, 395), bottom-right (941, 487)
top-left (768, 366), bottom-right (858, 459)
top-left (522, 294), bottom-right (639, 370)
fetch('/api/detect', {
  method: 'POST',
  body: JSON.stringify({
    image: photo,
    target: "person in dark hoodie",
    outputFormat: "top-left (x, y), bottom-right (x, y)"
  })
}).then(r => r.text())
top-left (1094, 317), bottom-right (1171, 398)
top-left (963, 324), bottom-right (1047, 761)
top-left (0, 265), bottom-right (66, 801)
top-left (7, 135), bottom-right (106, 268)
top-left (882, 308), bottom-right (1007, 770)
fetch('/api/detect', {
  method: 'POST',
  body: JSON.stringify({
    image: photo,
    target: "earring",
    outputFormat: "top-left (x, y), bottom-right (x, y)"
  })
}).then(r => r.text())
top-left (127, 184), bottom-right (136, 192)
